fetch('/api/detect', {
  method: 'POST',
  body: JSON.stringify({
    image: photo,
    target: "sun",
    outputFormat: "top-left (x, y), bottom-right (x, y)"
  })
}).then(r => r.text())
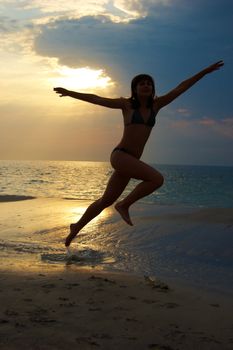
top-left (53, 66), bottom-right (114, 91)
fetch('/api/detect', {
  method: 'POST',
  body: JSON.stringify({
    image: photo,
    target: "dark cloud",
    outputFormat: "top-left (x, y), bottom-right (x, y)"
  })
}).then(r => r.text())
top-left (33, 1), bottom-right (233, 115)
top-left (34, 0), bottom-right (232, 75)
top-left (33, 12), bottom-right (200, 92)
top-left (34, 15), bottom-right (157, 78)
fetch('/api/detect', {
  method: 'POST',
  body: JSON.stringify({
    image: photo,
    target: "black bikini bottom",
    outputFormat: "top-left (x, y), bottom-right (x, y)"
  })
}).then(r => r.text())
top-left (112, 147), bottom-right (130, 155)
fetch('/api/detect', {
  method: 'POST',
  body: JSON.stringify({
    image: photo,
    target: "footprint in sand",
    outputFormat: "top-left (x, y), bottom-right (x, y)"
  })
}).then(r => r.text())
top-left (159, 302), bottom-right (180, 309)
top-left (76, 336), bottom-right (100, 347)
top-left (0, 319), bottom-right (9, 324)
top-left (23, 298), bottom-right (33, 302)
top-left (143, 299), bottom-right (159, 304)
top-left (42, 283), bottom-right (56, 288)
top-left (148, 344), bottom-right (175, 349)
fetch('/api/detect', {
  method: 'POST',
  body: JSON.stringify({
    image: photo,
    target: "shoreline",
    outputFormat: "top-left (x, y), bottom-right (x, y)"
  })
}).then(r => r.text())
top-left (1, 267), bottom-right (233, 350)
top-left (0, 197), bottom-right (233, 295)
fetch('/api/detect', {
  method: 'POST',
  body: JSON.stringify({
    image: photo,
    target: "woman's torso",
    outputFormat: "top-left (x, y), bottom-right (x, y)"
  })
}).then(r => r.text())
top-left (115, 99), bottom-right (159, 159)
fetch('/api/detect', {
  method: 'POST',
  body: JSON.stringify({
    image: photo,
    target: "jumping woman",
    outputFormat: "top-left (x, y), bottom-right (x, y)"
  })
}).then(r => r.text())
top-left (54, 60), bottom-right (224, 246)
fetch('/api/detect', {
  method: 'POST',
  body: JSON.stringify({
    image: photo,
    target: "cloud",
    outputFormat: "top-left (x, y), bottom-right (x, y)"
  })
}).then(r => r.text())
top-left (0, 0), bottom-right (110, 55)
top-left (113, 0), bottom-right (173, 17)
top-left (199, 117), bottom-right (233, 139)
top-left (1, 0), bottom-right (232, 166)
top-left (0, 16), bottom-right (21, 33)
top-left (34, 11), bottom-right (202, 85)
top-left (2, 0), bottom-right (174, 21)
top-left (0, 7), bottom-right (37, 54)
top-left (176, 108), bottom-right (191, 117)
top-left (2, 0), bottom-right (108, 14)
top-left (198, 117), bottom-right (216, 126)
top-left (170, 116), bottom-right (233, 139)
top-left (32, 0), bottom-right (233, 82)
top-left (33, 15), bottom-right (153, 78)
top-left (147, 112), bottom-right (233, 165)
top-left (3, 0), bottom-right (233, 83)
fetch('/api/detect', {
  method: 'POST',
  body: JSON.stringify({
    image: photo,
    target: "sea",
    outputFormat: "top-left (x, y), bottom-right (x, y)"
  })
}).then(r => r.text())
top-left (0, 160), bottom-right (233, 295)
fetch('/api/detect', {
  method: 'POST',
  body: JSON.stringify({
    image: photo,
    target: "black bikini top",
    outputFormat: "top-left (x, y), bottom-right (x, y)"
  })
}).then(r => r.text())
top-left (125, 108), bottom-right (156, 127)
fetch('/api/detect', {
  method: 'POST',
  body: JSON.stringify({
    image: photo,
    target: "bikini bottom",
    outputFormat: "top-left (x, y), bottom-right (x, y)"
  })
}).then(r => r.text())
top-left (111, 147), bottom-right (131, 155)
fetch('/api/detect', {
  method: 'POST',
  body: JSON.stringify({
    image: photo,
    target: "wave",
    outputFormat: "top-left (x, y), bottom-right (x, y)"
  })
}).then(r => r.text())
top-left (62, 197), bottom-right (91, 201)
top-left (0, 240), bottom-right (52, 254)
top-left (41, 248), bottom-right (106, 266)
top-left (0, 194), bottom-right (36, 202)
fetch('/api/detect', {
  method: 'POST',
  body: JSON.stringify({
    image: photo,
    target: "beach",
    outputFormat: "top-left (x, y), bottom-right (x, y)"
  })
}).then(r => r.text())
top-left (0, 197), bottom-right (233, 349)
top-left (1, 268), bottom-right (233, 350)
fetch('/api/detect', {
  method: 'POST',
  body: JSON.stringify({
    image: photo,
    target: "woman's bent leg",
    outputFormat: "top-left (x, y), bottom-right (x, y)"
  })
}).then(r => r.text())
top-left (65, 171), bottom-right (130, 246)
top-left (118, 175), bottom-right (163, 207)
top-left (111, 151), bottom-right (164, 224)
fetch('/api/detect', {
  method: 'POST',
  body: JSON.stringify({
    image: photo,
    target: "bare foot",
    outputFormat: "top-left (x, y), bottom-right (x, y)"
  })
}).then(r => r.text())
top-left (114, 202), bottom-right (133, 226)
top-left (65, 223), bottom-right (79, 247)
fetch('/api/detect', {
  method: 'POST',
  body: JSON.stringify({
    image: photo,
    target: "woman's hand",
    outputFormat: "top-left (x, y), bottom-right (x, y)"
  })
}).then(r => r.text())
top-left (157, 60), bottom-right (224, 109)
top-left (53, 87), bottom-right (69, 97)
top-left (205, 60), bottom-right (224, 74)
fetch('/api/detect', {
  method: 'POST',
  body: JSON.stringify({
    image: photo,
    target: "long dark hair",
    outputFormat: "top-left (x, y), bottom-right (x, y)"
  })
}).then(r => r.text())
top-left (130, 74), bottom-right (155, 109)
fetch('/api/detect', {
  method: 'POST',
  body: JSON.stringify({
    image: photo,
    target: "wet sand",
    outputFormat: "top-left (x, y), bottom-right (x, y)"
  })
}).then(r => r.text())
top-left (0, 197), bottom-right (233, 349)
top-left (0, 269), bottom-right (232, 350)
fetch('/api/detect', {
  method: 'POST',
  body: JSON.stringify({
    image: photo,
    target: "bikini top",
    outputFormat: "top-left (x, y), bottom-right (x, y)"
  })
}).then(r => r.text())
top-left (125, 108), bottom-right (156, 127)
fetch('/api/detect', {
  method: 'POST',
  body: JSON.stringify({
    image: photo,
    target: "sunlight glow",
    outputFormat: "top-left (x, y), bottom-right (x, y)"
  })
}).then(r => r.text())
top-left (69, 204), bottom-right (112, 224)
top-left (53, 66), bottom-right (114, 91)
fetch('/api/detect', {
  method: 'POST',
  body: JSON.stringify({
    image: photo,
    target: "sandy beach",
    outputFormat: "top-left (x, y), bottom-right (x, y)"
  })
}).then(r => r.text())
top-left (0, 197), bottom-right (233, 349)
top-left (0, 268), bottom-right (232, 350)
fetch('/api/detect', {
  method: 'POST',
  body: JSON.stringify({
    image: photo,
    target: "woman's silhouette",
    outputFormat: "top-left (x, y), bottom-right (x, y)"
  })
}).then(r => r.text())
top-left (54, 60), bottom-right (224, 246)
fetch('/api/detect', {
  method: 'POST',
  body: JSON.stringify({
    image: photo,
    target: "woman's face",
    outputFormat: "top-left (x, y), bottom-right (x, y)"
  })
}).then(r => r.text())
top-left (135, 79), bottom-right (154, 97)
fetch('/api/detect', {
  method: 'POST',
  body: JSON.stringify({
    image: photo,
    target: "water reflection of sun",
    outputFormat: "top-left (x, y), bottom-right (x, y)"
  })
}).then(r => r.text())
top-left (53, 66), bottom-right (113, 91)
top-left (69, 204), bottom-right (112, 224)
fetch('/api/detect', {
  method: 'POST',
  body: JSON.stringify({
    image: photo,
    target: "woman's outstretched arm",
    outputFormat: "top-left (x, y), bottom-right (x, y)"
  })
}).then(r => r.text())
top-left (53, 87), bottom-right (125, 109)
top-left (157, 60), bottom-right (224, 109)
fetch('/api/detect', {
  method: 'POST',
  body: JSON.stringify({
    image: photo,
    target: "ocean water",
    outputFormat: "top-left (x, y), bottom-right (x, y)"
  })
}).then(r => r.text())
top-left (1, 160), bottom-right (233, 207)
top-left (0, 160), bottom-right (233, 295)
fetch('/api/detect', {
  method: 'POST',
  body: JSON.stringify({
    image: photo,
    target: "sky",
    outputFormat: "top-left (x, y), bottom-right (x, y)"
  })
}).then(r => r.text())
top-left (0, 0), bottom-right (233, 166)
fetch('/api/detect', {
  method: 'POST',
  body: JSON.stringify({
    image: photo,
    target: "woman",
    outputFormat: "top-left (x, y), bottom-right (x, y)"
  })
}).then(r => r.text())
top-left (54, 60), bottom-right (224, 246)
